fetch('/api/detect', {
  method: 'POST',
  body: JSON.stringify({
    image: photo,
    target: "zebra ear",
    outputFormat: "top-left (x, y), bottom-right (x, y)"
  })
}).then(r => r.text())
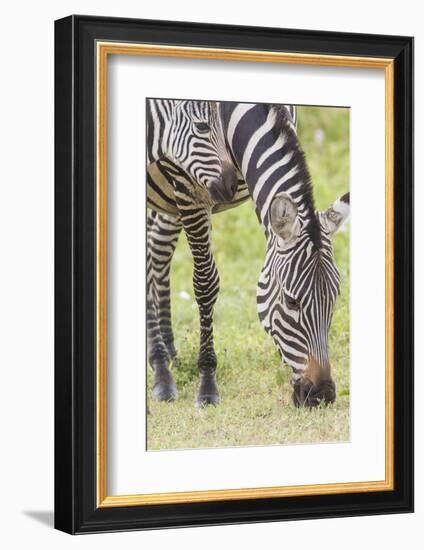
top-left (321, 192), bottom-right (350, 236)
top-left (269, 193), bottom-right (300, 244)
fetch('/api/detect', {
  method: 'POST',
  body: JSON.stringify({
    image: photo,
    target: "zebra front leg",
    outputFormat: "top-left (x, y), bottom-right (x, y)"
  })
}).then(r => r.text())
top-left (147, 213), bottom-right (178, 402)
top-left (181, 208), bottom-right (220, 406)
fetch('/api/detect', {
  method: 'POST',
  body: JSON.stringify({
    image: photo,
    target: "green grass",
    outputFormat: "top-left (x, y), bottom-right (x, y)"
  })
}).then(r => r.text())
top-left (147, 106), bottom-right (350, 450)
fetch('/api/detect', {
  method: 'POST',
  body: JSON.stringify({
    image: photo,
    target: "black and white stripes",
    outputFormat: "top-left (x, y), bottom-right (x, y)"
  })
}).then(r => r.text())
top-left (146, 99), bottom-right (349, 408)
top-left (147, 99), bottom-right (246, 214)
top-left (146, 99), bottom-right (243, 405)
top-left (219, 102), bottom-right (349, 406)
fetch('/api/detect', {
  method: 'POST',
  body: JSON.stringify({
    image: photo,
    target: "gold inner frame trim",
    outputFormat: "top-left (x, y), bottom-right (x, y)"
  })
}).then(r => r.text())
top-left (96, 42), bottom-right (395, 508)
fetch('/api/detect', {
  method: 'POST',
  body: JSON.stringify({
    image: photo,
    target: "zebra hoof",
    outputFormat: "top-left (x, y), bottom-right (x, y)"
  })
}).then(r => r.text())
top-left (195, 373), bottom-right (220, 407)
top-left (195, 393), bottom-right (220, 407)
top-left (152, 368), bottom-right (177, 402)
top-left (152, 381), bottom-right (177, 402)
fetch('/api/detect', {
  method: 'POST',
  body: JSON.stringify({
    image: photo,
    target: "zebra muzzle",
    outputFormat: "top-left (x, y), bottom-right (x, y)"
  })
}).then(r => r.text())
top-left (207, 166), bottom-right (238, 203)
top-left (291, 377), bottom-right (336, 408)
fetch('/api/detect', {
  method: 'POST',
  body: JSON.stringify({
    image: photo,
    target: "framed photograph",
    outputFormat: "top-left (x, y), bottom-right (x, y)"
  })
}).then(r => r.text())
top-left (54, 15), bottom-right (413, 534)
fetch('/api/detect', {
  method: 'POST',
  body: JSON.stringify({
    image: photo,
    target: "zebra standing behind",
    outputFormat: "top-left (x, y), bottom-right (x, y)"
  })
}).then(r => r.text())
top-left (147, 99), bottom-right (243, 406)
top-left (148, 101), bottom-right (349, 408)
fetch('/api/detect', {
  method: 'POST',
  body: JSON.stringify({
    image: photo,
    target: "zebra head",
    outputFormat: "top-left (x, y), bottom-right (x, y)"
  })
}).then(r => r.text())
top-left (168, 100), bottom-right (238, 203)
top-left (258, 192), bottom-right (350, 407)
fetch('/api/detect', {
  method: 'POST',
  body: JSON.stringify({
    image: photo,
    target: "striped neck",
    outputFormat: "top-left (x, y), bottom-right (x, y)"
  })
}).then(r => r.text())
top-left (220, 102), bottom-right (321, 248)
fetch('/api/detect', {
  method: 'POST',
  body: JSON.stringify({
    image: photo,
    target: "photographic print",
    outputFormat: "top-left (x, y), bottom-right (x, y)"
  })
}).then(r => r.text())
top-left (146, 100), bottom-right (350, 451)
top-left (55, 17), bottom-right (413, 533)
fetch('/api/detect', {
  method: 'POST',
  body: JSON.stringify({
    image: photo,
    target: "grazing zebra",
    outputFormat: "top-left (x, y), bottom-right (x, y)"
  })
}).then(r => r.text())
top-left (147, 99), bottom-right (246, 406)
top-left (221, 102), bottom-right (349, 406)
top-left (148, 101), bottom-right (349, 408)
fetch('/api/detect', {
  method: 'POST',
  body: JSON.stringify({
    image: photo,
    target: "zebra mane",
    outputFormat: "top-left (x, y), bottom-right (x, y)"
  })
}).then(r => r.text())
top-left (270, 104), bottom-right (322, 250)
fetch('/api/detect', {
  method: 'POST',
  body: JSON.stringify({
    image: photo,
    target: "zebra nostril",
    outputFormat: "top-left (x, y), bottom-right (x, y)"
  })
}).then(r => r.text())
top-left (206, 179), bottom-right (216, 189)
top-left (207, 179), bottom-right (225, 202)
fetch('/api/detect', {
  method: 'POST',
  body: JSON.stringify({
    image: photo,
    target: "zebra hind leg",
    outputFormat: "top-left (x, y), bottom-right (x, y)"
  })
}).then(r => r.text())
top-left (147, 295), bottom-right (177, 402)
top-left (147, 211), bottom-right (179, 402)
top-left (152, 213), bottom-right (182, 367)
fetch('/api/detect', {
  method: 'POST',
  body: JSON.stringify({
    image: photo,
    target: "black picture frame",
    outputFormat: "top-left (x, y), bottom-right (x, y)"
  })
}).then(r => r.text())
top-left (55, 14), bottom-right (414, 534)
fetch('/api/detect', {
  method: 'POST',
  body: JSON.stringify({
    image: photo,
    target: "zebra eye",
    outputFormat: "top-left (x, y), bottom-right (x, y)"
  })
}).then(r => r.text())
top-left (194, 122), bottom-right (210, 133)
top-left (285, 293), bottom-right (300, 310)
